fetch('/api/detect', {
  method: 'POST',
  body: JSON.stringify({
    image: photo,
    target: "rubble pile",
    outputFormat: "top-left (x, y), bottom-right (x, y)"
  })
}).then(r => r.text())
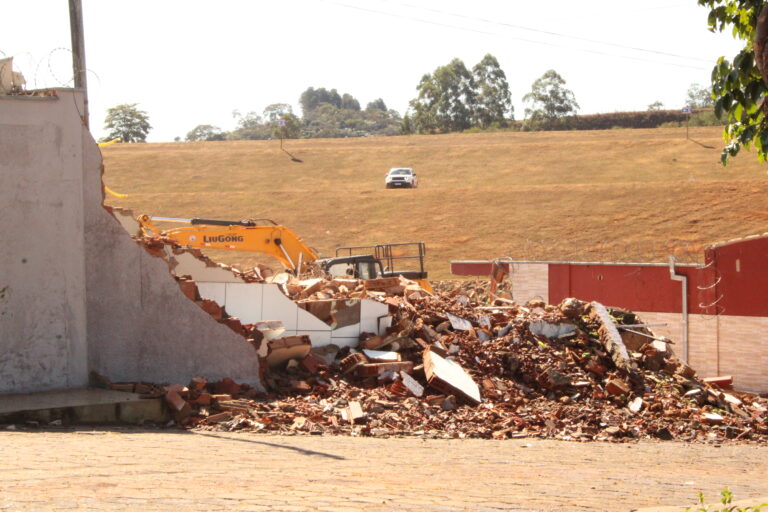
top-left (99, 271), bottom-right (768, 443)
top-left (431, 278), bottom-right (515, 304)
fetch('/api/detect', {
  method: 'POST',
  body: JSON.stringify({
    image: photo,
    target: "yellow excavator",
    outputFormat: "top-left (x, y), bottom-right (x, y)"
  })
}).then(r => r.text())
top-left (137, 215), bottom-right (433, 293)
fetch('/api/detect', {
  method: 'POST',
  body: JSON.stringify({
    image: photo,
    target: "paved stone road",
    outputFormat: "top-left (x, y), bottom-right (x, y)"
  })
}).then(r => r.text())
top-left (1, 429), bottom-right (767, 511)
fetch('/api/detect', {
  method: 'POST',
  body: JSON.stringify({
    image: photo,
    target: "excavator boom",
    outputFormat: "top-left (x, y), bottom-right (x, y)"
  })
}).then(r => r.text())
top-left (137, 215), bottom-right (319, 274)
top-left (137, 214), bottom-right (432, 292)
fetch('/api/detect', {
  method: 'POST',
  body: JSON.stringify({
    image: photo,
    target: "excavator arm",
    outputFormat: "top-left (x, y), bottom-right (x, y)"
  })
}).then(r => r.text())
top-left (137, 215), bottom-right (433, 293)
top-left (137, 215), bottom-right (319, 274)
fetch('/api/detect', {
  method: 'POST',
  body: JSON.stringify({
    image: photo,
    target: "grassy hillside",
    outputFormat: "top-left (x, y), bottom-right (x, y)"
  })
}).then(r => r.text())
top-left (102, 127), bottom-right (768, 279)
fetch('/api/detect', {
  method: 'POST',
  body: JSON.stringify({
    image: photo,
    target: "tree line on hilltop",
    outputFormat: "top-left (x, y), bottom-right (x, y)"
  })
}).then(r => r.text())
top-left (100, 53), bottom-right (718, 143)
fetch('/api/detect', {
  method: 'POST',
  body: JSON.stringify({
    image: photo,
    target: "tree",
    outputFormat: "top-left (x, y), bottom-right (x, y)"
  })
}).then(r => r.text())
top-left (297, 88), bottom-right (402, 138)
top-left (698, 0), bottom-right (768, 163)
top-left (523, 70), bottom-right (579, 129)
top-left (472, 53), bottom-right (513, 128)
top-left (409, 58), bottom-right (475, 133)
top-left (228, 111), bottom-right (271, 140)
top-left (262, 103), bottom-right (292, 123)
top-left (686, 83), bottom-right (714, 108)
top-left (263, 104), bottom-right (301, 139)
top-left (648, 100), bottom-right (664, 111)
top-left (366, 98), bottom-right (387, 112)
top-left (103, 103), bottom-right (151, 143)
top-left (185, 124), bottom-right (226, 142)
top-left (401, 112), bottom-right (414, 134)
top-left (299, 87), bottom-right (342, 115)
top-left (341, 93), bottom-right (361, 111)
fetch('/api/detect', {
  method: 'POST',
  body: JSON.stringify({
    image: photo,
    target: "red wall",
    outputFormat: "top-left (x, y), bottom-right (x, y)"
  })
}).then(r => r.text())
top-left (451, 235), bottom-right (768, 317)
top-left (705, 236), bottom-right (768, 317)
top-left (548, 264), bottom-right (704, 314)
top-left (451, 261), bottom-right (509, 276)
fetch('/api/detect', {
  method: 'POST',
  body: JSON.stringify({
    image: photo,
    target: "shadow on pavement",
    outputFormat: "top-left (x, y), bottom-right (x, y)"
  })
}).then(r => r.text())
top-left (192, 431), bottom-right (347, 460)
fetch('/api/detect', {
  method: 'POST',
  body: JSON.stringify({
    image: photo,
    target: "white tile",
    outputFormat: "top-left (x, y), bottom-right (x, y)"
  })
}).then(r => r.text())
top-left (331, 323), bottom-right (361, 339)
top-left (297, 306), bottom-right (332, 331)
top-left (223, 283), bottom-right (264, 323)
top-left (360, 299), bottom-right (390, 335)
top-left (174, 253), bottom-right (243, 283)
top-left (328, 337), bottom-right (358, 349)
top-left (261, 284), bottom-right (298, 330)
top-left (301, 330), bottom-right (333, 346)
top-left (196, 282), bottom-right (226, 305)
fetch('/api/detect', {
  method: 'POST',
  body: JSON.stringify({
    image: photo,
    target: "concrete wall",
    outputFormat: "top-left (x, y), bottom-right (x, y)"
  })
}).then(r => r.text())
top-left (0, 91), bottom-right (89, 393)
top-left (1, 89), bottom-right (264, 393)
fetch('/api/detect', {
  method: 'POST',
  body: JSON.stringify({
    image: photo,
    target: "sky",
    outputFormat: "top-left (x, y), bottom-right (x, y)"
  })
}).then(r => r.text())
top-left (3, 0), bottom-right (746, 142)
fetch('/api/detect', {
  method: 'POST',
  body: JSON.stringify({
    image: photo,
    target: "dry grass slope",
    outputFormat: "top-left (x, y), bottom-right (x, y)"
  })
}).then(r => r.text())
top-left (102, 127), bottom-right (768, 279)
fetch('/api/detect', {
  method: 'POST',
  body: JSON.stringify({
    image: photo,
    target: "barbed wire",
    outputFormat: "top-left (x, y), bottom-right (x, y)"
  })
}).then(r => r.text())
top-left (0, 48), bottom-right (99, 91)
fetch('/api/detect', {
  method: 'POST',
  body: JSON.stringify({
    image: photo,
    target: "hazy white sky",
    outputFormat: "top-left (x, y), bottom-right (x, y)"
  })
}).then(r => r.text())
top-left (4, 0), bottom-right (745, 142)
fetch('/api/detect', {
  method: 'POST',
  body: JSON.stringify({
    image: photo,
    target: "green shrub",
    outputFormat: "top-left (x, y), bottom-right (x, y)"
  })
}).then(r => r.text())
top-left (684, 487), bottom-right (766, 512)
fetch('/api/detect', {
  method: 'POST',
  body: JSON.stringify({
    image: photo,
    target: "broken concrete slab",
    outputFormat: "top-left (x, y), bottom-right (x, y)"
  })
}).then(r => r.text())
top-left (589, 302), bottom-right (637, 378)
top-left (362, 349), bottom-right (401, 362)
top-left (529, 320), bottom-right (576, 339)
top-left (401, 371), bottom-right (424, 397)
top-left (341, 401), bottom-right (366, 424)
top-left (423, 348), bottom-right (481, 405)
top-left (446, 312), bottom-right (473, 331)
top-left (702, 412), bottom-right (725, 425)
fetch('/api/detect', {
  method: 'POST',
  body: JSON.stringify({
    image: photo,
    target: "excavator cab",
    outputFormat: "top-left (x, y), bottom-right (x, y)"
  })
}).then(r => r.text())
top-left (317, 254), bottom-right (383, 280)
top-left (333, 242), bottom-right (430, 284)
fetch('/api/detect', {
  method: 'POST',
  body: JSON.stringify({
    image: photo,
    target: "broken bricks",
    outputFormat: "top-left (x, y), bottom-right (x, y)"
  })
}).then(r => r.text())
top-left (99, 279), bottom-right (768, 443)
top-left (265, 335), bottom-right (312, 368)
top-left (604, 377), bottom-right (631, 397)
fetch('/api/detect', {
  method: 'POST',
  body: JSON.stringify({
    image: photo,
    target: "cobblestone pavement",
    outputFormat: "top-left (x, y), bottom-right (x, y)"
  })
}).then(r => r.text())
top-left (1, 429), bottom-right (767, 512)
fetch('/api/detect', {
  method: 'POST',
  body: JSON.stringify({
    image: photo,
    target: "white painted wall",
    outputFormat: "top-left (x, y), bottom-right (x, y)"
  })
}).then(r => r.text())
top-left (194, 281), bottom-right (390, 349)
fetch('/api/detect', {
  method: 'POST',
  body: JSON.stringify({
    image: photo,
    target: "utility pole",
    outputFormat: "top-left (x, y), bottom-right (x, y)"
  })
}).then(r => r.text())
top-left (68, 0), bottom-right (89, 127)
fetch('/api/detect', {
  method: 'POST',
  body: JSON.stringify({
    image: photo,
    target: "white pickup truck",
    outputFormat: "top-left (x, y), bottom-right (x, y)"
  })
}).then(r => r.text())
top-left (385, 167), bottom-right (419, 188)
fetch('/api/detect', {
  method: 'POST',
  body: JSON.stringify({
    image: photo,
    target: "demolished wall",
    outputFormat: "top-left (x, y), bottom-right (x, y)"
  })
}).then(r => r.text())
top-left (0, 89), bottom-right (264, 393)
